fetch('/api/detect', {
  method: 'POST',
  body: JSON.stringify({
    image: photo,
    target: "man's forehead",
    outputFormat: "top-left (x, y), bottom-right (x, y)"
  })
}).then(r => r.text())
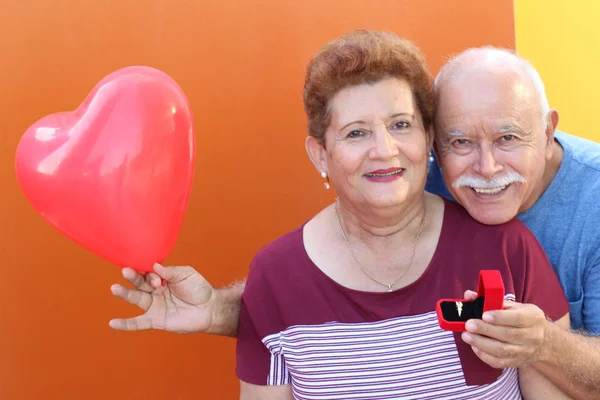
top-left (436, 77), bottom-right (541, 131)
top-left (439, 107), bottom-right (538, 122)
top-left (437, 66), bottom-right (540, 109)
top-left (437, 110), bottom-right (538, 135)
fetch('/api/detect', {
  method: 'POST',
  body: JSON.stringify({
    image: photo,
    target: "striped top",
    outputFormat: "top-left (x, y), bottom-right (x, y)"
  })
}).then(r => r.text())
top-left (236, 199), bottom-right (569, 399)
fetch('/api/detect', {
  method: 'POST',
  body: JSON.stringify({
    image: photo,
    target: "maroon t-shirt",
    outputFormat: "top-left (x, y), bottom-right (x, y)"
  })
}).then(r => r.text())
top-left (236, 198), bottom-right (569, 400)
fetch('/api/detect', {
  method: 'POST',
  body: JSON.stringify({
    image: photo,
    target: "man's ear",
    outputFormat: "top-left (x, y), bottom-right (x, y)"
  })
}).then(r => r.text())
top-left (545, 109), bottom-right (560, 160)
top-left (305, 136), bottom-right (328, 174)
top-left (432, 133), bottom-right (441, 166)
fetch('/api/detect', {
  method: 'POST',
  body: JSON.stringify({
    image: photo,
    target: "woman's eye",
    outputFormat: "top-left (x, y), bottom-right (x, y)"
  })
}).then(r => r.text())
top-left (347, 129), bottom-right (364, 138)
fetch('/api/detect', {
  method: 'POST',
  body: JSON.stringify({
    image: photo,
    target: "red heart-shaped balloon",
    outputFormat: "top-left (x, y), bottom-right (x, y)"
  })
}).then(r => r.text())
top-left (15, 66), bottom-right (195, 272)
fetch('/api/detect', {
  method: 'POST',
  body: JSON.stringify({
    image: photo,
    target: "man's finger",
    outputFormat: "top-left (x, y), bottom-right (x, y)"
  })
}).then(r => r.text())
top-left (480, 301), bottom-right (521, 323)
top-left (108, 315), bottom-right (153, 331)
top-left (146, 272), bottom-right (163, 289)
top-left (111, 284), bottom-right (153, 311)
top-left (122, 268), bottom-right (153, 292)
top-left (463, 332), bottom-right (527, 365)
top-left (482, 305), bottom-right (538, 328)
top-left (153, 263), bottom-right (195, 284)
top-left (462, 328), bottom-right (521, 351)
top-left (463, 290), bottom-right (478, 301)
top-left (465, 318), bottom-right (526, 343)
top-left (470, 345), bottom-right (513, 369)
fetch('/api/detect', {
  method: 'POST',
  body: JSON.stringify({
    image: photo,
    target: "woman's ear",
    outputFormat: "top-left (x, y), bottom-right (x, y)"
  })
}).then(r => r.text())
top-left (305, 136), bottom-right (328, 174)
top-left (427, 127), bottom-right (435, 151)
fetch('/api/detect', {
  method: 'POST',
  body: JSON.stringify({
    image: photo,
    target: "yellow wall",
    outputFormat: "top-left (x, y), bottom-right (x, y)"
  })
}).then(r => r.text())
top-left (515, 0), bottom-right (600, 142)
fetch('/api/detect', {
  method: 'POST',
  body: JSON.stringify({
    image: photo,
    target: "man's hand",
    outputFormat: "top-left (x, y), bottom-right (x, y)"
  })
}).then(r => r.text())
top-left (109, 263), bottom-right (216, 334)
top-left (460, 290), bottom-right (549, 369)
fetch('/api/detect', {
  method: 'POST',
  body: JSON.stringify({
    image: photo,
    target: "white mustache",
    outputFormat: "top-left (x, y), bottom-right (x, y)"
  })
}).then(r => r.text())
top-left (451, 172), bottom-right (527, 189)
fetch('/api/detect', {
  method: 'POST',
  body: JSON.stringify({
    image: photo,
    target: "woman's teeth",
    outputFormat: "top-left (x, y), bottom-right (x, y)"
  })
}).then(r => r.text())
top-left (365, 169), bottom-right (404, 177)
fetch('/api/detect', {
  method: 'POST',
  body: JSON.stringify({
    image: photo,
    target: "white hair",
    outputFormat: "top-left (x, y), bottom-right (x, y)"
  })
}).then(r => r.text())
top-left (434, 46), bottom-right (550, 116)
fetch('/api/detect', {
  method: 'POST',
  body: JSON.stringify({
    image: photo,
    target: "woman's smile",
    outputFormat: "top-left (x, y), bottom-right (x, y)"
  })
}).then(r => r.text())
top-left (364, 167), bottom-right (405, 182)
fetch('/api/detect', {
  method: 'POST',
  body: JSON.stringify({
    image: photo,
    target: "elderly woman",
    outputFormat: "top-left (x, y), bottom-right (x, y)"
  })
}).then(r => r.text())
top-left (234, 31), bottom-right (569, 399)
top-left (108, 31), bottom-right (570, 399)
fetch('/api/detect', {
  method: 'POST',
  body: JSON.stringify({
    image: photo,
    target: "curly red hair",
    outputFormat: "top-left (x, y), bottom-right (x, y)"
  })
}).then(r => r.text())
top-left (303, 30), bottom-right (434, 146)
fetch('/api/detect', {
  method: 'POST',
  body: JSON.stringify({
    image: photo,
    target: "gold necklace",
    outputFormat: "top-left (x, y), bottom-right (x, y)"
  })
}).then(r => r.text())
top-left (333, 197), bottom-right (427, 292)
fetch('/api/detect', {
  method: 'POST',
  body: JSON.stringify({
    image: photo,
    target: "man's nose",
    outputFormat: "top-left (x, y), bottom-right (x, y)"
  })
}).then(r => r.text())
top-left (474, 145), bottom-right (503, 179)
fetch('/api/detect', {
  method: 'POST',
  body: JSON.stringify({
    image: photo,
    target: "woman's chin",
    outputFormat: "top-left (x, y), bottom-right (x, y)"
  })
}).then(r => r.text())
top-left (361, 192), bottom-right (413, 209)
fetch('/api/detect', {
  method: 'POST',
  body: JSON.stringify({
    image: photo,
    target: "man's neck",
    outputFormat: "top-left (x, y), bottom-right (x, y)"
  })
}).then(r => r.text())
top-left (543, 139), bottom-right (565, 193)
top-left (520, 139), bottom-right (564, 214)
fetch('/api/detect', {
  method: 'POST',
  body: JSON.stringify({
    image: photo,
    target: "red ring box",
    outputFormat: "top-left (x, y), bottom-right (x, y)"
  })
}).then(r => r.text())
top-left (436, 270), bottom-right (505, 332)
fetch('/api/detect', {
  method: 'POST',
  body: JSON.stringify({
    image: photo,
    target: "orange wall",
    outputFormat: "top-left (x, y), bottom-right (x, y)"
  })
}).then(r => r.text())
top-left (0, 1), bottom-right (515, 398)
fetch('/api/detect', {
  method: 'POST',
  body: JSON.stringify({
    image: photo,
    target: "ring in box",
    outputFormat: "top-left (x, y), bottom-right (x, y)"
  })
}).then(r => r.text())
top-left (436, 270), bottom-right (505, 332)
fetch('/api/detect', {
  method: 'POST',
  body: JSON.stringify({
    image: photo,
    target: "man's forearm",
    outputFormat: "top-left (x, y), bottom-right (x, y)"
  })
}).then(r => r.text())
top-left (206, 280), bottom-right (246, 338)
top-left (533, 322), bottom-right (600, 399)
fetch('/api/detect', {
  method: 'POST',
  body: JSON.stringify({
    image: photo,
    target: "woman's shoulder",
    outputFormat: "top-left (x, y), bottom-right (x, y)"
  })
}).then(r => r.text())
top-left (437, 197), bottom-right (543, 262)
top-left (244, 219), bottom-right (322, 309)
top-left (248, 221), bottom-right (310, 277)
top-left (441, 197), bottom-right (532, 237)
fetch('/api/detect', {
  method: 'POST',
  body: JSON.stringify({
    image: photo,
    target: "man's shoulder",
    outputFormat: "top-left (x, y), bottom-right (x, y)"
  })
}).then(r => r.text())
top-left (522, 132), bottom-right (600, 257)
top-left (425, 155), bottom-right (454, 200)
top-left (557, 130), bottom-right (600, 174)
top-left (552, 131), bottom-right (600, 211)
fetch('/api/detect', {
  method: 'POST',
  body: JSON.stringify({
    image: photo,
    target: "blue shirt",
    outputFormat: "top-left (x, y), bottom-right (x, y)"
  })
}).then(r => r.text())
top-left (426, 130), bottom-right (600, 334)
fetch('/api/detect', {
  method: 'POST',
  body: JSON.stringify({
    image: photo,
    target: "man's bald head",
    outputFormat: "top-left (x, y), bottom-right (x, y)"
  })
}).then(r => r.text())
top-left (434, 46), bottom-right (550, 118)
top-left (432, 46), bottom-right (560, 226)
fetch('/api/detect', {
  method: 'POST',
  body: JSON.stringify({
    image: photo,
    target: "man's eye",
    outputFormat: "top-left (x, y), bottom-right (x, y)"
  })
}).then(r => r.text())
top-left (452, 138), bottom-right (469, 147)
top-left (501, 134), bottom-right (516, 142)
top-left (393, 121), bottom-right (410, 129)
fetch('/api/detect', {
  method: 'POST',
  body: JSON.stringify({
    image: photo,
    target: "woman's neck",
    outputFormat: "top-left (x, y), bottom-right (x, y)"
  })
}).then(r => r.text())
top-left (302, 193), bottom-right (442, 292)
top-left (335, 195), bottom-right (426, 245)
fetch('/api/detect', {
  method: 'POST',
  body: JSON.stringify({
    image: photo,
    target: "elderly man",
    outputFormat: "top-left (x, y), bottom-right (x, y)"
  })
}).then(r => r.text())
top-left (426, 47), bottom-right (600, 398)
top-left (110, 47), bottom-right (600, 398)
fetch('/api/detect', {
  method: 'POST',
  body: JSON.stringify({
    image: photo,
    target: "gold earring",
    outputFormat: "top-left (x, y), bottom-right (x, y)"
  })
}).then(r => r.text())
top-left (320, 170), bottom-right (330, 190)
